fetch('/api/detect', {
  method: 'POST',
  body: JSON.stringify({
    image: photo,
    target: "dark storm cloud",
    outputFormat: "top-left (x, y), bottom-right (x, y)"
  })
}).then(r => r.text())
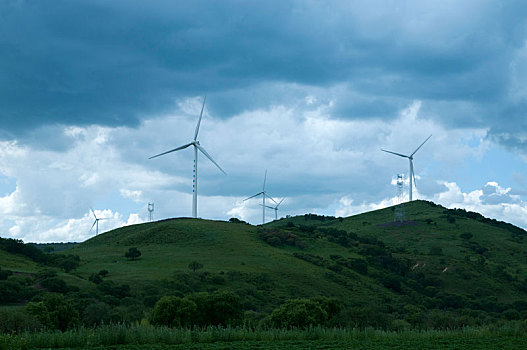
top-left (2, 0), bottom-right (527, 149)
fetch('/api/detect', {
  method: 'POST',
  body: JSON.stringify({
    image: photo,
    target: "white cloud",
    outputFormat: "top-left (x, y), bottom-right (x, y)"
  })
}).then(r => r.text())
top-left (1, 98), bottom-right (524, 242)
top-left (430, 181), bottom-right (527, 228)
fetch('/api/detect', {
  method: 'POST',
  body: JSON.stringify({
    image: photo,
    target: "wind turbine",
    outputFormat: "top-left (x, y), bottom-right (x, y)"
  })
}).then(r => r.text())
top-left (244, 170), bottom-right (276, 224)
top-left (149, 97), bottom-right (226, 218)
top-left (381, 134), bottom-right (432, 201)
top-left (90, 208), bottom-right (108, 235)
top-left (263, 197), bottom-right (286, 221)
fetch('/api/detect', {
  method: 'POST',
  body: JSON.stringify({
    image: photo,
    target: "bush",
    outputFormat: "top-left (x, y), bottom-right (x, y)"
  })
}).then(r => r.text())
top-left (268, 299), bottom-right (327, 328)
top-left (267, 297), bottom-right (341, 328)
top-left (0, 308), bottom-right (43, 333)
top-left (83, 302), bottom-right (111, 326)
top-left (189, 291), bottom-right (243, 327)
top-left (125, 247), bottom-right (141, 260)
top-left (150, 296), bottom-right (198, 327)
top-left (188, 261), bottom-right (203, 273)
top-left (89, 273), bottom-right (103, 284)
top-left (0, 268), bottom-right (13, 280)
top-left (41, 278), bottom-right (70, 293)
top-left (25, 293), bottom-right (79, 331)
top-left (460, 232), bottom-right (473, 240)
top-left (0, 280), bottom-right (22, 303)
top-left (150, 291), bottom-right (243, 327)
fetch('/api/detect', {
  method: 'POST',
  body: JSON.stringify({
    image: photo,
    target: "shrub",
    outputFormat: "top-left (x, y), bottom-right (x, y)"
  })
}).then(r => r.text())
top-left (150, 291), bottom-right (242, 327)
top-left (83, 302), bottom-right (111, 326)
top-left (0, 280), bottom-right (22, 303)
top-left (150, 296), bottom-right (198, 327)
top-left (189, 291), bottom-right (243, 327)
top-left (188, 261), bottom-right (203, 273)
top-left (125, 247), bottom-right (141, 260)
top-left (267, 297), bottom-right (341, 328)
top-left (0, 308), bottom-right (43, 333)
top-left (0, 268), bottom-right (13, 280)
top-left (268, 299), bottom-right (327, 328)
top-left (25, 293), bottom-right (79, 331)
top-left (460, 232), bottom-right (473, 240)
top-left (89, 273), bottom-right (103, 284)
top-left (40, 278), bottom-right (76, 293)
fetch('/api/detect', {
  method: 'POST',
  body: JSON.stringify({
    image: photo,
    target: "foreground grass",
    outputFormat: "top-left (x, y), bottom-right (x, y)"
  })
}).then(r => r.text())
top-left (2, 324), bottom-right (527, 350)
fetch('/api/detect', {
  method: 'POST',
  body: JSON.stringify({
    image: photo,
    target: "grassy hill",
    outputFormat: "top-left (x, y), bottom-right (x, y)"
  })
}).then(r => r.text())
top-left (2, 200), bottom-right (527, 329)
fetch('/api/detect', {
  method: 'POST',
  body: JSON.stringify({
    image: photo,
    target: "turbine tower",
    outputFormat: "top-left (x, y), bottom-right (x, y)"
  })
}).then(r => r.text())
top-left (148, 202), bottom-right (154, 222)
top-left (149, 97), bottom-right (226, 218)
top-left (382, 134), bottom-right (432, 201)
top-left (264, 197), bottom-right (286, 221)
top-left (244, 170), bottom-right (276, 224)
top-left (90, 208), bottom-right (108, 235)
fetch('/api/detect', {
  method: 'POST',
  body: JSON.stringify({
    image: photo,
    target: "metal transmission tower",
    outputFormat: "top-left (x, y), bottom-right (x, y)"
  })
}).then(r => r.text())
top-left (148, 202), bottom-right (154, 222)
top-left (394, 174), bottom-right (405, 222)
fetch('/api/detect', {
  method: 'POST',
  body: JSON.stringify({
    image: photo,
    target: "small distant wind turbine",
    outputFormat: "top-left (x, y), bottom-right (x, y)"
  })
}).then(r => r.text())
top-left (263, 197), bottom-right (286, 221)
top-left (244, 170), bottom-right (276, 224)
top-left (382, 134), bottom-right (432, 201)
top-left (90, 208), bottom-right (108, 235)
top-left (149, 97), bottom-right (226, 218)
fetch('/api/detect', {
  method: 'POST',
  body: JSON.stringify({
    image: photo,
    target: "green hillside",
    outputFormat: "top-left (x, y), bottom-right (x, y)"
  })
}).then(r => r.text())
top-left (2, 200), bottom-right (527, 330)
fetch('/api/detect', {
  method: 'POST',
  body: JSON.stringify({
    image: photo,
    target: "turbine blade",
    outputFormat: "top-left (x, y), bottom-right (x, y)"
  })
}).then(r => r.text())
top-left (196, 144), bottom-right (226, 174)
top-left (149, 142), bottom-right (193, 159)
top-left (90, 220), bottom-right (97, 232)
top-left (244, 192), bottom-right (264, 201)
top-left (410, 134), bottom-right (432, 157)
top-left (90, 208), bottom-right (97, 220)
top-left (381, 149), bottom-right (409, 158)
top-left (262, 205), bottom-right (275, 210)
top-left (277, 197), bottom-right (286, 206)
top-left (194, 96), bottom-right (206, 141)
top-left (265, 193), bottom-right (278, 204)
top-left (263, 170), bottom-right (267, 191)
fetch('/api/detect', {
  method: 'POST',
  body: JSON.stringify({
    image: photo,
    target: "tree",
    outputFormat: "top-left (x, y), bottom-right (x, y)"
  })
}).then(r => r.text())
top-left (150, 296), bottom-right (198, 327)
top-left (25, 293), bottom-right (79, 331)
top-left (188, 261), bottom-right (203, 273)
top-left (188, 291), bottom-right (243, 326)
top-left (268, 299), bottom-right (327, 328)
top-left (125, 247), bottom-right (141, 260)
top-left (267, 297), bottom-right (341, 328)
top-left (83, 302), bottom-right (111, 326)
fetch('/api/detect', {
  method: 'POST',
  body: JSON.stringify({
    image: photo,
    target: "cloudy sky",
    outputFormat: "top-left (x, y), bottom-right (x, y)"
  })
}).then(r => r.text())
top-left (2, 0), bottom-right (527, 242)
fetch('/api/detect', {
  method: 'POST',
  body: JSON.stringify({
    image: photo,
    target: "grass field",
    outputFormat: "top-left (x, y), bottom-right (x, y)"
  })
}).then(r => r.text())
top-left (2, 325), bottom-right (526, 350)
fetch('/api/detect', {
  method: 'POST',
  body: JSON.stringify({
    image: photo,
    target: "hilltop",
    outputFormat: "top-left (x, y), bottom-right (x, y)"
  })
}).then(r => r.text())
top-left (2, 200), bottom-right (527, 329)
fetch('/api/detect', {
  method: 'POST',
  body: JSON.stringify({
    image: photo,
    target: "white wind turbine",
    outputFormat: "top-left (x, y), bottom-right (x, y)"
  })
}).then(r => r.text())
top-left (382, 134), bottom-right (432, 201)
top-left (90, 208), bottom-right (108, 235)
top-left (264, 197), bottom-right (286, 221)
top-left (149, 97), bottom-right (226, 218)
top-left (244, 170), bottom-right (276, 224)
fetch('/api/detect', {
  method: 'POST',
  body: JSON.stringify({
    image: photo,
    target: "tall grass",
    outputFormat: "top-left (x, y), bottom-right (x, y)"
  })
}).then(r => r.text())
top-left (1, 323), bottom-right (527, 350)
